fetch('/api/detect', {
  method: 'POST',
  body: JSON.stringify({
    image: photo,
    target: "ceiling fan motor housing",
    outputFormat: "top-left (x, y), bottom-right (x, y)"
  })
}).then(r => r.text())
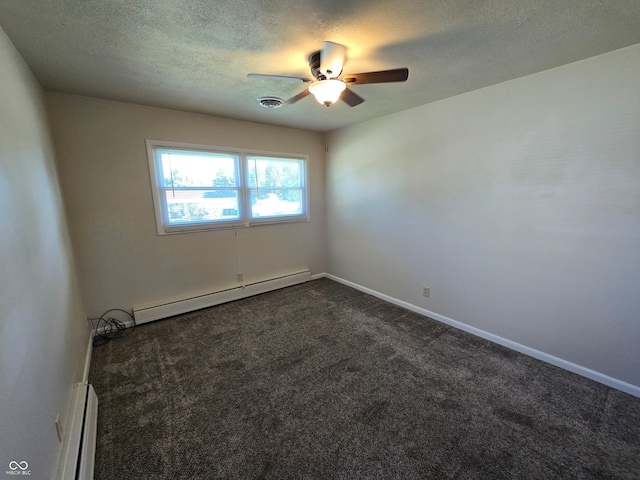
top-left (308, 51), bottom-right (324, 80)
top-left (308, 51), bottom-right (342, 81)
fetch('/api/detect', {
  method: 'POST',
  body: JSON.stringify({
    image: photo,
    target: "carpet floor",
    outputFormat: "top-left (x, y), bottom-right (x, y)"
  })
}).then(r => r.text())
top-left (89, 278), bottom-right (640, 479)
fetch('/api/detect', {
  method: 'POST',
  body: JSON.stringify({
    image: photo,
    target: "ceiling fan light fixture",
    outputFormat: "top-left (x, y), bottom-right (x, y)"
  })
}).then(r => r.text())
top-left (308, 79), bottom-right (346, 106)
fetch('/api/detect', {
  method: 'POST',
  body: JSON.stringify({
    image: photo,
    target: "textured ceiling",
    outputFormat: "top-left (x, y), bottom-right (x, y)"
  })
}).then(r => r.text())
top-left (1, 0), bottom-right (639, 132)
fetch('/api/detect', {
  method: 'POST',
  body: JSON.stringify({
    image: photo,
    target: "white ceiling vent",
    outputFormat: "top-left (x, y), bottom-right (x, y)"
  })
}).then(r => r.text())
top-left (258, 96), bottom-right (284, 108)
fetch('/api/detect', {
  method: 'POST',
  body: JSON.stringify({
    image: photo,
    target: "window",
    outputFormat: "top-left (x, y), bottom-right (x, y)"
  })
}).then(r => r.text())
top-left (146, 140), bottom-right (308, 234)
top-left (247, 156), bottom-right (306, 220)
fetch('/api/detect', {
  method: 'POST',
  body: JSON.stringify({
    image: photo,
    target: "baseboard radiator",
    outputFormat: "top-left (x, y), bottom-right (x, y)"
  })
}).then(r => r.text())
top-left (57, 382), bottom-right (98, 480)
top-left (133, 269), bottom-right (312, 325)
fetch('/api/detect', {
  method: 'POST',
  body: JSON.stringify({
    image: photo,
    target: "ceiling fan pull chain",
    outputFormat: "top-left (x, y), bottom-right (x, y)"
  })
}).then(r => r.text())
top-left (324, 111), bottom-right (329, 153)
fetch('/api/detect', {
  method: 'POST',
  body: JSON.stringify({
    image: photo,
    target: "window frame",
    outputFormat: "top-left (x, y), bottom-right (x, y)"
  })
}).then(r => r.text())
top-left (146, 140), bottom-right (309, 235)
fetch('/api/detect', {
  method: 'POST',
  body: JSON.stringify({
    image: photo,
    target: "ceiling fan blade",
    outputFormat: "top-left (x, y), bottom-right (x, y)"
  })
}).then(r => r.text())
top-left (247, 73), bottom-right (312, 83)
top-left (320, 41), bottom-right (347, 79)
top-left (342, 68), bottom-right (409, 85)
top-left (284, 89), bottom-right (312, 105)
top-left (341, 88), bottom-right (365, 107)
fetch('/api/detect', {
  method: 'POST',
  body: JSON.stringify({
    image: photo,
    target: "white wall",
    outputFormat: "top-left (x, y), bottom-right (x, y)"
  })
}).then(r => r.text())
top-left (46, 94), bottom-right (326, 318)
top-left (0, 28), bottom-right (90, 478)
top-left (327, 44), bottom-right (640, 388)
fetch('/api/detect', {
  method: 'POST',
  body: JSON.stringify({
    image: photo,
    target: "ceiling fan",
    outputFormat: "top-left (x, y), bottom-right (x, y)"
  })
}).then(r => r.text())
top-left (248, 41), bottom-right (409, 107)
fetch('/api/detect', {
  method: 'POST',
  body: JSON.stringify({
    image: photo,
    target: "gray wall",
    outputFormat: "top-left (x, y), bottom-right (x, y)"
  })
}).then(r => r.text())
top-left (326, 44), bottom-right (640, 388)
top-left (47, 94), bottom-right (326, 318)
top-left (0, 29), bottom-right (90, 478)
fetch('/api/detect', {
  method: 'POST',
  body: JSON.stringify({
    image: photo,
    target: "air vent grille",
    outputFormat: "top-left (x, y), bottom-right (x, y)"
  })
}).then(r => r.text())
top-left (258, 96), bottom-right (284, 108)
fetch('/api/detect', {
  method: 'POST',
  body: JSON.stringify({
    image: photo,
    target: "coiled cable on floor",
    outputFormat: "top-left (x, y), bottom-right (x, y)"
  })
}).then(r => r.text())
top-left (90, 308), bottom-right (136, 346)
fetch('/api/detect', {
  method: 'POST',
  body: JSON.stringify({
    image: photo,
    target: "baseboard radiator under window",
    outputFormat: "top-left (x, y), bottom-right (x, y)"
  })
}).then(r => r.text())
top-left (133, 269), bottom-right (312, 325)
top-left (57, 382), bottom-right (98, 480)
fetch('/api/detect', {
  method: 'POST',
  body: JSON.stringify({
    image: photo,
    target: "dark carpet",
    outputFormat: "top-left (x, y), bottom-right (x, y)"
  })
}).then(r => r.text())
top-left (89, 278), bottom-right (640, 479)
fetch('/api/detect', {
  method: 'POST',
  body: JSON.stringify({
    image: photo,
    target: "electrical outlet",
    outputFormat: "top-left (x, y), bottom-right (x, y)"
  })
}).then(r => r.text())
top-left (55, 414), bottom-right (64, 442)
top-left (423, 287), bottom-right (430, 297)
top-left (236, 273), bottom-right (243, 283)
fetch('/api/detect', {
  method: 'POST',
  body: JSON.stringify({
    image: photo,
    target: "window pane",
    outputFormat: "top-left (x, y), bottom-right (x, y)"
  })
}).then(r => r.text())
top-left (163, 189), bottom-right (240, 225)
top-left (158, 150), bottom-right (239, 188)
top-left (249, 189), bottom-right (303, 218)
top-left (247, 157), bottom-right (303, 188)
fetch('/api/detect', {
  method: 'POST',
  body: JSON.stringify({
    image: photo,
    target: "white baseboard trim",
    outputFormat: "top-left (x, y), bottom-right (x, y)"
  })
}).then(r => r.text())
top-left (83, 329), bottom-right (94, 383)
top-left (133, 269), bottom-right (312, 325)
top-left (321, 273), bottom-right (640, 398)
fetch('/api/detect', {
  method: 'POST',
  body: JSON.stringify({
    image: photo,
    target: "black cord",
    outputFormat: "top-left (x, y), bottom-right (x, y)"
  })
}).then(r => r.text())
top-left (90, 308), bottom-right (136, 341)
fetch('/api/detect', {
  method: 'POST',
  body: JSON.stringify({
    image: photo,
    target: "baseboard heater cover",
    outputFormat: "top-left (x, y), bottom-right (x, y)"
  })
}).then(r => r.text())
top-left (57, 382), bottom-right (98, 480)
top-left (133, 269), bottom-right (312, 324)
